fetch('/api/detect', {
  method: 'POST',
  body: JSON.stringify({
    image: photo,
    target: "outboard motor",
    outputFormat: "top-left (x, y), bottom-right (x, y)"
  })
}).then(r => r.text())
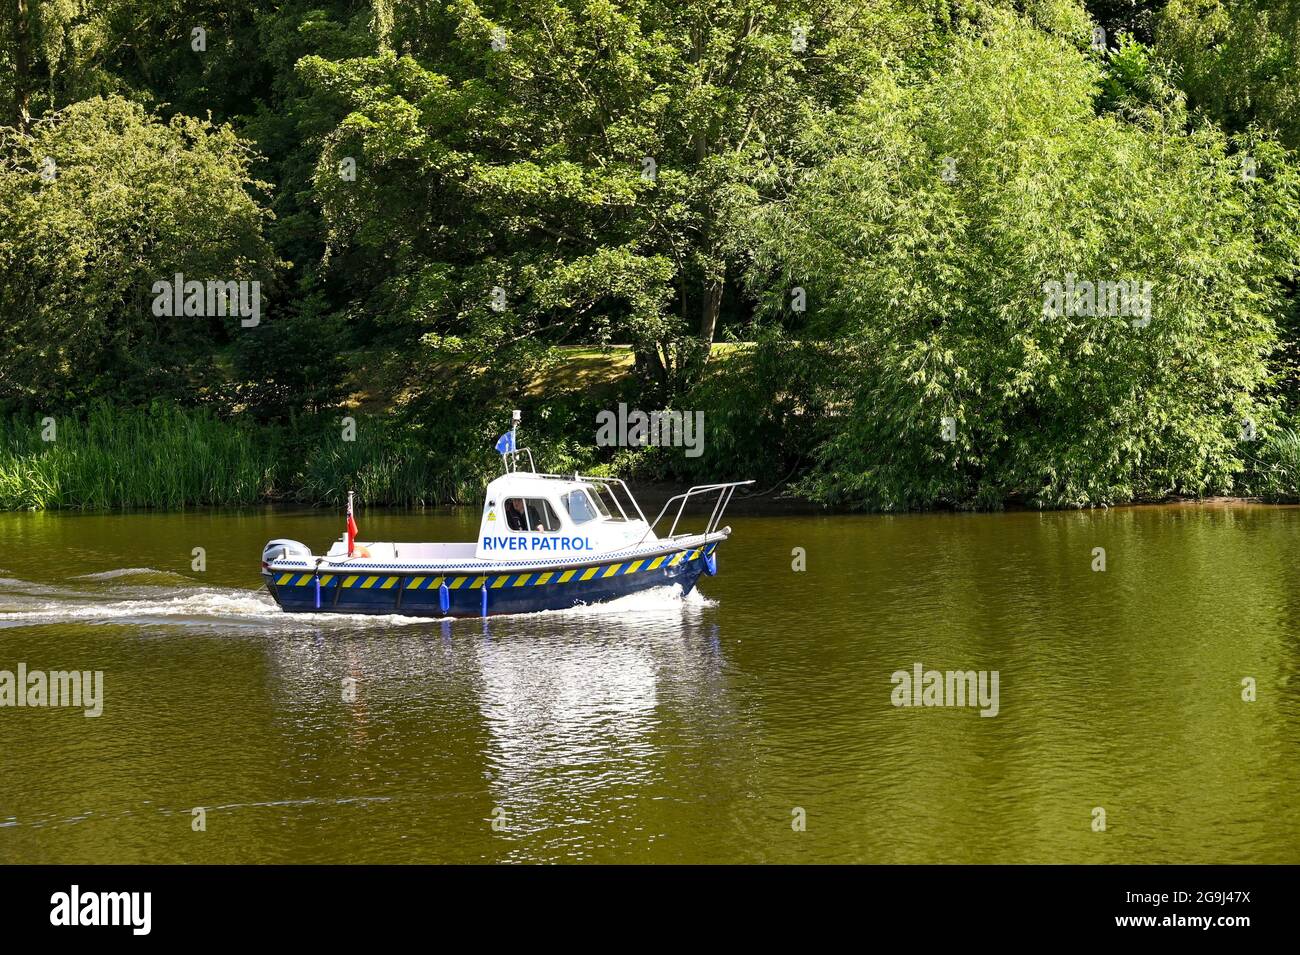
top-left (262, 539), bottom-right (311, 567)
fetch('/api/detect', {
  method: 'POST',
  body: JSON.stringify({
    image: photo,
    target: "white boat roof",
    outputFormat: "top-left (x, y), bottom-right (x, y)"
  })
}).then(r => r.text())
top-left (484, 471), bottom-right (594, 498)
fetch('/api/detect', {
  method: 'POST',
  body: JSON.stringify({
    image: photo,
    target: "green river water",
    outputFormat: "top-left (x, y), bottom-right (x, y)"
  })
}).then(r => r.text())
top-left (0, 504), bottom-right (1297, 863)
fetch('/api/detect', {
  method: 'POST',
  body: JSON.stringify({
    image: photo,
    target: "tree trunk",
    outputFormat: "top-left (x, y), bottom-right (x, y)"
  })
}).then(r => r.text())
top-left (12, 0), bottom-right (32, 132)
top-left (634, 346), bottom-right (668, 396)
top-left (699, 274), bottom-right (723, 346)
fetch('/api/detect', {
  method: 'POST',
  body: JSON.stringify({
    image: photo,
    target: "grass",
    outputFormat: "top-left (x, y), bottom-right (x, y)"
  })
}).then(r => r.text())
top-left (0, 403), bottom-right (274, 509)
top-left (294, 425), bottom-right (484, 508)
top-left (0, 402), bottom-right (478, 510)
top-left (1250, 427), bottom-right (1300, 502)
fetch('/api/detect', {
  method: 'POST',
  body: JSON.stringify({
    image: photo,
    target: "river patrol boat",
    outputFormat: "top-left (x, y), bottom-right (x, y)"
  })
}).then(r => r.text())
top-left (261, 415), bottom-right (750, 618)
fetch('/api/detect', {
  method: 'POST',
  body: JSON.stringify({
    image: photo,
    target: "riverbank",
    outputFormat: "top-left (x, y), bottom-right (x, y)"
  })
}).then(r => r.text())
top-left (4, 401), bottom-right (1299, 512)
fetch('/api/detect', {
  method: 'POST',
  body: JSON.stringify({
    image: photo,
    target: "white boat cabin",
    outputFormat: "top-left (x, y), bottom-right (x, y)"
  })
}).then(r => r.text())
top-left (474, 473), bottom-right (652, 561)
top-left (317, 472), bottom-right (653, 565)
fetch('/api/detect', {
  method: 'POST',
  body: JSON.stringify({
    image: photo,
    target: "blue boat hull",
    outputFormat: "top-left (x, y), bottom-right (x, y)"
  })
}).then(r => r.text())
top-left (265, 544), bottom-right (718, 618)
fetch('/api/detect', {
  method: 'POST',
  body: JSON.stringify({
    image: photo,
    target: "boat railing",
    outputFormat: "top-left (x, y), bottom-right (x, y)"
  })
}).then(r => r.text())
top-left (530, 473), bottom-right (649, 525)
top-left (502, 447), bottom-right (537, 473)
top-left (501, 462), bottom-right (747, 539)
top-left (578, 476), bottom-right (648, 525)
top-left (637, 480), bottom-right (754, 544)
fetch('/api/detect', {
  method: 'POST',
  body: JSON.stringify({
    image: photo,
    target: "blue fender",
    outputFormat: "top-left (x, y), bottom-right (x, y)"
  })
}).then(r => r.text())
top-left (439, 582), bottom-right (450, 615)
top-left (314, 575), bottom-right (321, 608)
top-left (704, 553), bottom-right (717, 576)
top-left (481, 584), bottom-right (488, 618)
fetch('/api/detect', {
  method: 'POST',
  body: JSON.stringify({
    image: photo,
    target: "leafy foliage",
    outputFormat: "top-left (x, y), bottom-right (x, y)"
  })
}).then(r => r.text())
top-left (297, 0), bottom-right (941, 400)
top-left (1156, 1), bottom-right (1300, 146)
top-left (0, 95), bottom-right (279, 409)
top-left (747, 12), bottom-right (1300, 508)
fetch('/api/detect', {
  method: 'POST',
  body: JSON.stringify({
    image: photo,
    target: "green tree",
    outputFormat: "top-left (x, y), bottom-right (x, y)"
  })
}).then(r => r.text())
top-left (0, 95), bottom-right (280, 409)
top-left (1156, 1), bottom-right (1300, 147)
top-left (747, 11), bottom-right (1300, 508)
top-left (297, 0), bottom-right (942, 400)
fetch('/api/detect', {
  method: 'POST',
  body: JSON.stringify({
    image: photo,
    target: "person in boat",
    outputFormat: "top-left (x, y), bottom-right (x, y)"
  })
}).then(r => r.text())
top-left (505, 497), bottom-right (551, 532)
top-left (505, 498), bottom-right (526, 531)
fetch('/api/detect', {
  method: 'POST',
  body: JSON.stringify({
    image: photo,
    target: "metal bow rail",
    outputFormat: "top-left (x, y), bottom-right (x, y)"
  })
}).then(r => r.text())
top-left (637, 480), bottom-right (754, 545)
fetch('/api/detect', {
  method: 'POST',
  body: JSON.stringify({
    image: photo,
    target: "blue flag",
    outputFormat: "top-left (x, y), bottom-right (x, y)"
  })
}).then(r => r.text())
top-left (495, 430), bottom-right (516, 454)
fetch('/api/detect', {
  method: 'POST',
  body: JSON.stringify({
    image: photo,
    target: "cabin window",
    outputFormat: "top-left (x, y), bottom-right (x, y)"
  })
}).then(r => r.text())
top-left (590, 485), bottom-right (624, 521)
top-left (503, 498), bottom-right (561, 532)
top-left (563, 489), bottom-right (604, 525)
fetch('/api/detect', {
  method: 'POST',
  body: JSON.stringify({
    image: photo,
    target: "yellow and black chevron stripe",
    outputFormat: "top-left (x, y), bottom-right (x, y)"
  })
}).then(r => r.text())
top-left (272, 546), bottom-right (711, 590)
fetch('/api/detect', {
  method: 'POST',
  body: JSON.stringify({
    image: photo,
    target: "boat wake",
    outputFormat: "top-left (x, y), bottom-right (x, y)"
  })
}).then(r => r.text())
top-left (69, 567), bottom-right (196, 583)
top-left (0, 571), bottom-right (432, 631)
top-left (537, 583), bottom-right (716, 618)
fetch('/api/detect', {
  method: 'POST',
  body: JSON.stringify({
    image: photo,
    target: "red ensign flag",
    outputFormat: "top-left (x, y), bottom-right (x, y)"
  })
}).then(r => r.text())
top-left (346, 491), bottom-right (358, 556)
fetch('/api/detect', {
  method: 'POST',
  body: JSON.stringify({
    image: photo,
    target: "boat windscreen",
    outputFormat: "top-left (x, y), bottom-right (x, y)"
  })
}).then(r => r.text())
top-left (563, 489), bottom-right (603, 525)
top-left (590, 485), bottom-right (624, 520)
